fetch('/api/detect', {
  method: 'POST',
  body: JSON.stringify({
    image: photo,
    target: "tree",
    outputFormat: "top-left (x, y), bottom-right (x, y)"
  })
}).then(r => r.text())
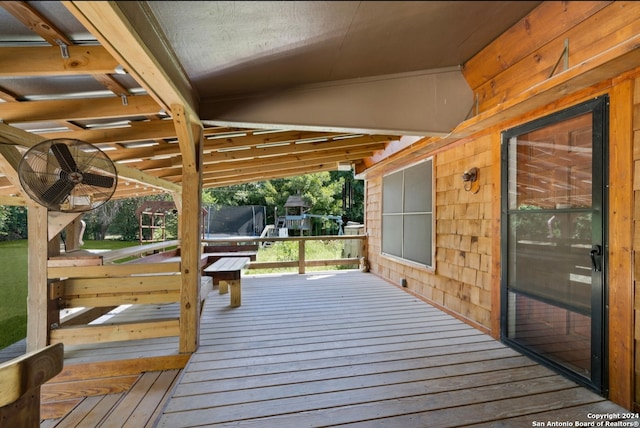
top-left (0, 205), bottom-right (28, 241)
top-left (78, 172), bottom-right (363, 241)
top-left (83, 194), bottom-right (178, 241)
top-left (203, 171), bottom-right (363, 226)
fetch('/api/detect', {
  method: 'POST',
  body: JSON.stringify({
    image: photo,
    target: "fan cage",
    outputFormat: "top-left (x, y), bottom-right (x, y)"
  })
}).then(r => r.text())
top-left (18, 138), bottom-right (118, 213)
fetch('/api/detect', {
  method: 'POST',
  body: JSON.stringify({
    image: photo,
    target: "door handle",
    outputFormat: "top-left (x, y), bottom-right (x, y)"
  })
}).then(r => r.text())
top-left (590, 245), bottom-right (602, 272)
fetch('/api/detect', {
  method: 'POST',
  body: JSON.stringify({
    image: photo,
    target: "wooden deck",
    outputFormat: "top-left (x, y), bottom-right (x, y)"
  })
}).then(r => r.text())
top-left (152, 270), bottom-right (630, 427)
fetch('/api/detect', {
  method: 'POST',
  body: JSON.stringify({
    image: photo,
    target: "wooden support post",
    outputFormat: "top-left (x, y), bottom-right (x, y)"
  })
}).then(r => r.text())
top-left (229, 280), bottom-right (241, 307)
top-left (174, 104), bottom-right (203, 354)
top-left (0, 343), bottom-right (63, 427)
top-left (62, 217), bottom-right (84, 251)
top-left (219, 280), bottom-right (228, 295)
top-left (180, 169), bottom-right (200, 354)
top-left (26, 204), bottom-right (48, 352)
top-left (298, 239), bottom-right (305, 274)
top-left (607, 79), bottom-right (633, 409)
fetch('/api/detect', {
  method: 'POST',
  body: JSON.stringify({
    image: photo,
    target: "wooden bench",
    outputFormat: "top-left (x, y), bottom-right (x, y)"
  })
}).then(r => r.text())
top-left (203, 257), bottom-right (250, 307)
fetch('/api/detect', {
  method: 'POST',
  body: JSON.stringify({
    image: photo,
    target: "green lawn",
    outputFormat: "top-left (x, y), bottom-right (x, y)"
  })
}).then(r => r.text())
top-left (0, 240), bottom-right (28, 349)
top-left (251, 240), bottom-right (353, 274)
top-left (0, 239), bottom-right (138, 350)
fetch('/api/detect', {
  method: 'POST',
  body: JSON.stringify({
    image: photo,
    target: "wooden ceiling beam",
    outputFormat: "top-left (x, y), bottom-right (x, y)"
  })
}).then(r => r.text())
top-left (105, 132), bottom-right (389, 166)
top-left (0, 144), bottom-right (26, 202)
top-left (203, 132), bottom-right (395, 152)
top-left (92, 73), bottom-right (131, 98)
top-left (126, 157), bottom-right (177, 173)
top-left (201, 152), bottom-right (376, 182)
top-left (151, 144), bottom-right (380, 180)
top-left (0, 122), bottom-right (181, 195)
top-left (63, 1), bottom-right (199, 124)
top-left (202, 164), bottom-right (337, 188)
top-left (202, 146), bottom-right (382, 174)
top-left (0, 194), bottom-right (26, 206)
top-left (114, 162), bottom-right (181, 194)
top-left (202, 136), bottom-right (390, 163)
top-left (0, 95), bottom-right (162, 124)
top-left (202, 130), bottom-right (350, 148)
top-left (1, 1), bottom-right (140, 103)
top-left (0, 1), bottom-right (72, 45)
top-left (40, 119), bottom-right (177, 145)
top-left (112, 185), bottom-right (165, 199)
top-left (40, 122), bottom-right (237, 146)
top-left (140, 141), bottom-right (385, 178)
top-left (0, 86), bottom-right (19, 102)
top-left (0, 46), bottom-right (119, 76)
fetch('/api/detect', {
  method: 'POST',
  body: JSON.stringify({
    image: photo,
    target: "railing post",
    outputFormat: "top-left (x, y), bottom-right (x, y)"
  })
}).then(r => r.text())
top-left (298, 239), bottom-right (305, 274)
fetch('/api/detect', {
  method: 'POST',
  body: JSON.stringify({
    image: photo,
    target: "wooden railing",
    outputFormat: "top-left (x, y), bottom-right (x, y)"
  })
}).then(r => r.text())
top-left (203, 234), bottom-right (367, 274)
top-left (47, 261), bottom-right (182, 346)
top-left (101, 239), bottom-right (180, 264)
top-left (45, 234), bottom-right (366, 348)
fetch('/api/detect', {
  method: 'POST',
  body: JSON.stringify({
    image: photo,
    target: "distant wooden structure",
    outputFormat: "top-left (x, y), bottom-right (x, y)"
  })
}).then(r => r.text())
top-left (135, 201), bottom-right (207, 243)
top-left (278, 194), bottom-right (312, 235)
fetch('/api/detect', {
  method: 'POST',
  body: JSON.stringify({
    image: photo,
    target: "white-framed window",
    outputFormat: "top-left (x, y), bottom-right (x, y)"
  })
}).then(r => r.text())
top-left (382, 158), bottom-right (434, 268)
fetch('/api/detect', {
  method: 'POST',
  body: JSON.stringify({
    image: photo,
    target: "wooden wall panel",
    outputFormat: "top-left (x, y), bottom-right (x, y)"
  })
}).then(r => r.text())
top-left (463, 1), bottom-right (610, 91)
top-left (366, 136), bottom-right (493, 333)
top-left (365, 69), bottom-right (640, 412)
top-left (472, 2), bottom-right (640, 114)
top-left (363, 0), bottom-right (639, 411)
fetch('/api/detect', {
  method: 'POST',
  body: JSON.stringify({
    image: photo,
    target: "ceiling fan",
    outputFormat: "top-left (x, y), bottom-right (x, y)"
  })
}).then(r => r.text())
top-left (18, 138), bottom-right (118, 212)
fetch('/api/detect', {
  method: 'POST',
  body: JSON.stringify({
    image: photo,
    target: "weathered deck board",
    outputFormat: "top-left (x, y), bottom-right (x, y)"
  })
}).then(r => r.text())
top-left (156, 271), bottom-right (630, 427)
top-left (41, 369), bottom-right (181, 428)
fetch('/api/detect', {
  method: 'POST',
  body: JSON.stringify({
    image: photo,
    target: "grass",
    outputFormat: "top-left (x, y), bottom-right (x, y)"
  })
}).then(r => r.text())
top-left (0, 240), bottom-right (27, 349)
top-left (251, 239), bottom-right (356, 274)
top-left (0, 239), bottom-right (138, 350)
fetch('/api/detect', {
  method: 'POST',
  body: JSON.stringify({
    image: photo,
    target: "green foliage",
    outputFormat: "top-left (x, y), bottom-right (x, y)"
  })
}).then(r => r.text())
top-left (252, 240), bottom-right (349, 274)
top-left (84, 194), bottom-right (178, 241)
top-left (511, 204), bottom-right (592, 241)
top-left (203, 171), bottom-right (364, 226)
top-left (0, 206), bottom-right (28, 241)
top-left (511, 204), bottom-right (550, 241)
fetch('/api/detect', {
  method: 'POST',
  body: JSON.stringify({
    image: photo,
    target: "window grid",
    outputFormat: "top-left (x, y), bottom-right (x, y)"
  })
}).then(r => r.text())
top-left (382, 158), bottom-right (433, 268)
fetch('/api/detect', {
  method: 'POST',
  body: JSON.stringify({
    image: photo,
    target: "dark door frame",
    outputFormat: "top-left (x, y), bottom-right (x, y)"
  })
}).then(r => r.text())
top-left (499, 95), bottom-right (609, 395)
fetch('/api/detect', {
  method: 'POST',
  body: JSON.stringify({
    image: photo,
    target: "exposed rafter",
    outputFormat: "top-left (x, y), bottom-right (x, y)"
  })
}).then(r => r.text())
top-left (0, 46), bottom-right (119, 76)
top-left (63, 1), bottom-right (199, 124)
top-left (0, 1), bottom-right (401, 202)
top-left (0, 95), bottom-right (162, 123)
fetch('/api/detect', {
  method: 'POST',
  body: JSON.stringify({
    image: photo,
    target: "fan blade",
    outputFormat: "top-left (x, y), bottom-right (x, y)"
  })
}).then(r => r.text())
top-left (82, 172), bottom-right (115, 188)
top-left (51, 143), bottom-right (78, 173)
top-left (41, 177), bottom-right (75, 206)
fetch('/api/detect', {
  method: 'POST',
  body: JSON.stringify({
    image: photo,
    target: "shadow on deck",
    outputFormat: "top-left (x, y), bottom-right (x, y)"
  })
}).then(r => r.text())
top-left (40, 270), bottom-right (630, 427)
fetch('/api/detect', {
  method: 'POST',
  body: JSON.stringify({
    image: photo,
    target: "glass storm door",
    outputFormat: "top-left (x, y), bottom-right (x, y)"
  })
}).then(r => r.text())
top-left (501, 96), bottom-right (608, 394)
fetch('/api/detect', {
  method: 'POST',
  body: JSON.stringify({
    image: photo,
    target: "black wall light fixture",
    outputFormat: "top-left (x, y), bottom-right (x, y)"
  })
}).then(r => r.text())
top-left (462, 167), bottom-right (480, 194)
